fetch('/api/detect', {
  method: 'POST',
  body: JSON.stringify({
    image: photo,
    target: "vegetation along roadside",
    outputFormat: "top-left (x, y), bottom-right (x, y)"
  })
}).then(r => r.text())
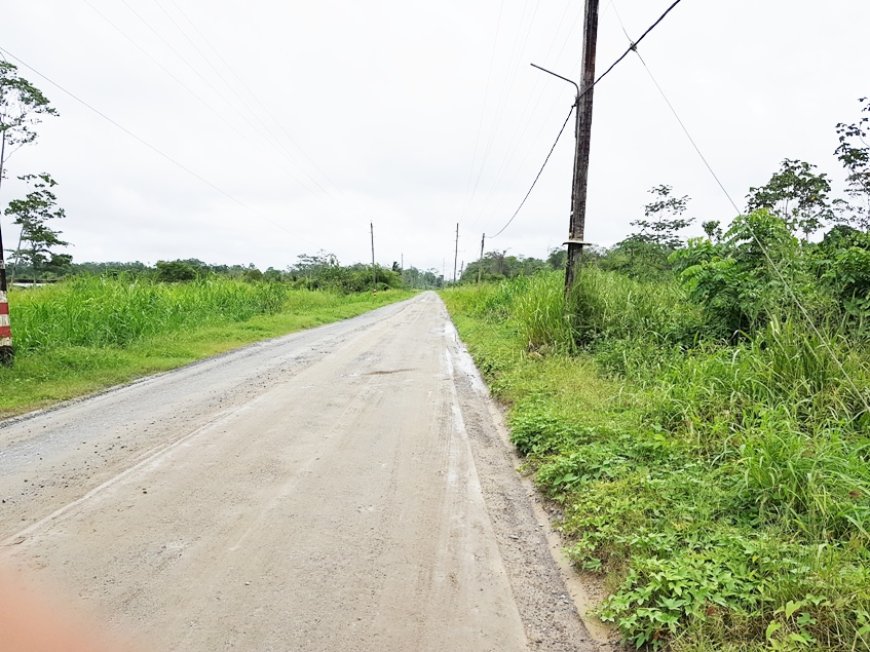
top-left (0, 275), bottom-right (412, 418)
top-left (443, 99), bottom-right (870, 651)
top-left (443, 262), bottom-right (868, 651)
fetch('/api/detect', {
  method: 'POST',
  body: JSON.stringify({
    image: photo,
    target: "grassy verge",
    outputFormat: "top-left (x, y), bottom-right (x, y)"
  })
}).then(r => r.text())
top-left (442, 271), bottom-right (869, 652)
top-left (1, 277), bottom-right (411, 417)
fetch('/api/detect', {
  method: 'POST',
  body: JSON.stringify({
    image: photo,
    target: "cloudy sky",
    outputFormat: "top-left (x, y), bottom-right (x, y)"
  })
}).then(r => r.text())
top-left (1, 1), bottom-right (868, 275)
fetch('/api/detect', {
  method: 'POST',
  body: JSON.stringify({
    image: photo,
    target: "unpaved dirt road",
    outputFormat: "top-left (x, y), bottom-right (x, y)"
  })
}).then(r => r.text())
top-left (0, 293), bottom-right (596, 651)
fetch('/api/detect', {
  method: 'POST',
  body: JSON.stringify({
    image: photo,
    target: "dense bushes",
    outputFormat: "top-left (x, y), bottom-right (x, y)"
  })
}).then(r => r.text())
top-left (442, 99), bottom-right (870, 649)
top-left (442, 259), bottom-right (869, 650)
top-left (66, 255), bottom-right (416, 292)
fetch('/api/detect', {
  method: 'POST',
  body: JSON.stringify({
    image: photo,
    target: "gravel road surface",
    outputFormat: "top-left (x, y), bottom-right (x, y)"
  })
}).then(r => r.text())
top-left (0, 292), bottom-right (598, 651)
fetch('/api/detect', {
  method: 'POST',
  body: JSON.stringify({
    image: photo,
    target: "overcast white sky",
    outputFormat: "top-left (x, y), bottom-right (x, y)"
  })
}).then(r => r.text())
top-left (1, 1), bottom-right (868, 274)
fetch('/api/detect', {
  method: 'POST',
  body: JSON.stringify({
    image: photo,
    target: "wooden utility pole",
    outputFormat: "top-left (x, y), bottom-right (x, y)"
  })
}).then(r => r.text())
top-left (370, 221), bottom-right (376, 290)
top-left (477, 233), bottom-right (485, 284)
top-left (452, 223), bottom-right (459, 284)
top-left (564, 0), bottom-right (600, 292)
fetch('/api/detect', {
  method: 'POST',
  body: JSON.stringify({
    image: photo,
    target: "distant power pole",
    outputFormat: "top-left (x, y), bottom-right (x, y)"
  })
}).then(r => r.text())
top-left (452, 223), bottom-right (459, 284)
top-left (477, 233), bottom-right (485, 284)
top-left (370, 221), bottom-right (376, 290)
top-left (564, 0), bottom-right (600, 292)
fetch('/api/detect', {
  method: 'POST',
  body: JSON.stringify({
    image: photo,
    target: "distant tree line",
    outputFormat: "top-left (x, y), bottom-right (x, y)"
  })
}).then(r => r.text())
top-left (0, 62), bottom-right (440, 294)
top-left (460, 248), bottom-right (565, 283)
top-left (23, 252), bottom-right (440, 294)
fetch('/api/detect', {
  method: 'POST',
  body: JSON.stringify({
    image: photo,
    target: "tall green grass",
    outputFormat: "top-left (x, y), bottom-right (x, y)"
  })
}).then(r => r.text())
top-left (11, 276), bottom-right (289, 350)
top-left (570, 267), bottom-right (705, 347)
top-left (443, 270), bottom-right (870, 651)
top-left (1, 277), bottom-right (411, 415)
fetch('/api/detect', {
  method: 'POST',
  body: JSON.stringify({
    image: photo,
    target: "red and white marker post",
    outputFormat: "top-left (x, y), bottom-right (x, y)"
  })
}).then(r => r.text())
top-left (0, 231), bottom-right (12, 365)
top-left (0, 288), bottom-right (11, 362)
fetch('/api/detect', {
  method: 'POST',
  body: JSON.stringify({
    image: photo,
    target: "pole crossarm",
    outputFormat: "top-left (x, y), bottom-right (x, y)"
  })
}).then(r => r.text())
top-left (530, 63), bottom-right (579, 100)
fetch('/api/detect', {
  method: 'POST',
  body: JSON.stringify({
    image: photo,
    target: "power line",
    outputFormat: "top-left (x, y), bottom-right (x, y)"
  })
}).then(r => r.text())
top-left (80, 0), bottom-right (245, 136)
top-left (115, 0), bottom-right (242, 111)
top-left (151, 0), bottom-right (242, 96)
top-left (608, 1), bottom-right (733, 208)
top-left (161, 0), bottom-right (343, 200)
top-left (594, 0), bottom-right (683, 87)
top-left (109, 0), bottom-right (334, 203)
top-left (633, 49), bottom-right (869, 414)
top-left (0, 45), bottom-right (319, 249)
top-left (487, 103), bottom-right (574, 239)
top-left (148, 0), bottom-right (337, 199)
top-left (463, 0), bottom-right (580, 234)
top-left (465, 0), bottom-right (542, 220)
top-left (605, 0), bottom-right (633, 41)
top-left (634, 51), bottom-right (739, 213)
top-left (463, 0), bottom-right (512, 217)
top-left (483, 0), bottom-right (685, 240)
top-left (595, 0), bottom-right (870, 414)
top-left (553, 0), bottom-right (590, 64)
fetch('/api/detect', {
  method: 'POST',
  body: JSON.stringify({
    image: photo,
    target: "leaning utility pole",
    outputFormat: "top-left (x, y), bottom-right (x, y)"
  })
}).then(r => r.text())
top-left (477, 233), bottom-right (485, 284)
top-left (564, 0), bottom-right (600, 292)
top-left (452, 223), bottom-right (459, 284)
top-left (370, 221), bottom-right (376, 290)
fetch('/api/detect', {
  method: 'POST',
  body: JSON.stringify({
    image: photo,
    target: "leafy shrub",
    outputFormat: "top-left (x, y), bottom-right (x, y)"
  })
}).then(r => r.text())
top-left (442, 266), bottom-right (870, 651)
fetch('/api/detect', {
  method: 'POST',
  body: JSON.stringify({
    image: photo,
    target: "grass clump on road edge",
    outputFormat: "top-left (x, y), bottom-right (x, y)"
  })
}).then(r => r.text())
top-left (442, 270), bottom-right (870, 652)
top-left (0, 276), bottom-right (411, 417)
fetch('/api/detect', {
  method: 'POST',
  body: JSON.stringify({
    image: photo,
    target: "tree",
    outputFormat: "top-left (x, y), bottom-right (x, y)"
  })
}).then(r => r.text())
top-left (0, 62), bottom-right (57, 157)
top-left (812, 225), bottom-right (870, 320)
top-left (242, 264), bottom-right (263, 282)
top-left (43, 253), bottom-right (73, 278)
top-left (673, 210), bottom-right (804, 337)
top-left (628, 185), bottom-right (694, 248)
top-left (263, 266), bottom-right (284, 282)
top-left (746, 159), bottom-right (833, 239)
top-left (401, 266), bottom-right (441, 289)
top-left (834, 97), bottom-right (870, 230)
top-left (460, 251), bottom-right (548, 283)
top-left (0, 61), bottom-right (58, 232)
top-left (602, 186), bottom-right (693, 279)
top-left (6, 173), bottom-right (68, 282)
top-left (702, 220), bottom-right (723, 242)
top-left (155, 259), bottom-right (199, 282)
top-left (0, 61), bottom-right (59, 362)
top-left (290, 251), bottom-right (343, 288)
top-left (546, 247), bottom-right (567, 270)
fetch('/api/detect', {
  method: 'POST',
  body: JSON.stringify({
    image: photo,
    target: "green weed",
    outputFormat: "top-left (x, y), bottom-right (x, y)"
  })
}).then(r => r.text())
top-left (442, 270), bottom-right (870, 651)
